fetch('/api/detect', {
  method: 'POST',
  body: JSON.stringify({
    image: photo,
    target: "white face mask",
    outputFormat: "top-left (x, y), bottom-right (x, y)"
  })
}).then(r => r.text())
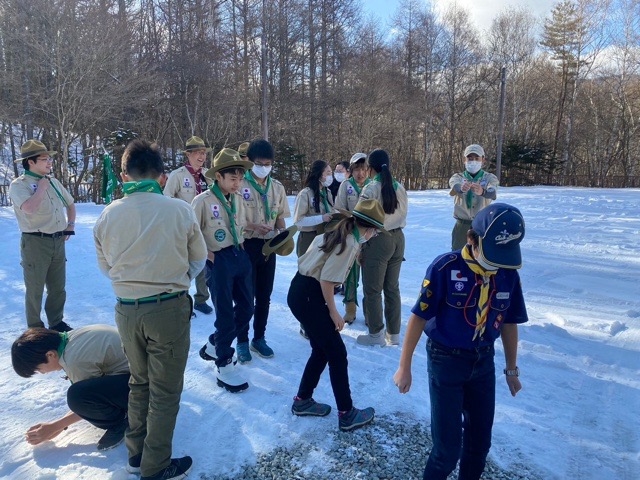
top-left (252, 165), bottom-right (272, 179)
top-left (322, 176), bottom-right (334, 187)
top-left (334, 172), bottom-right (346, 183)
top-left (465, 161), bottom-right (482, 174)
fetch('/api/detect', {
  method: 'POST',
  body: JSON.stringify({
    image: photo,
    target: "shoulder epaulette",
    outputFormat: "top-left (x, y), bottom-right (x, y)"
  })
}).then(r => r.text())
top-left (435, 252), bottom-right (458, 272)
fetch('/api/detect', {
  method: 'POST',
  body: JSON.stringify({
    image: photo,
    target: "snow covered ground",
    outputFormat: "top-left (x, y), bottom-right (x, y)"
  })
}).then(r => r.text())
top-left (0, 186), bottom-right (638, 480)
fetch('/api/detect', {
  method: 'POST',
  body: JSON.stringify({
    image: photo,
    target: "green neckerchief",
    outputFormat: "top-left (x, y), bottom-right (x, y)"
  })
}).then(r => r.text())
top-left (57, 332), bottom-right (69, 358)
top-left (348, 177), bottom-right (370, 196)
top-left (25, 170), bottom-right (69, 207)
top-left (122, 180), bottom-right (163, 196)
top-left (462, 170), bottom-right (486, 209)
top-left (319, 187), bottom-right (331, 213)
top-left (373, 173), bottom-right (399, 191)
top-left (210, 183), bottom-right (240, 247)
top-left (244, 170), bottom-right (272, 223)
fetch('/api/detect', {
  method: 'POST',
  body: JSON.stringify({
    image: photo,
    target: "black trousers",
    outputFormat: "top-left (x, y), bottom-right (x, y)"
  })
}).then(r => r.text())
top-left (66, 373), bottom-right (130, 430)
top-left (237, 238), bottom-right (277, 343)
top-left (287, 272), bottom-right (353, 412)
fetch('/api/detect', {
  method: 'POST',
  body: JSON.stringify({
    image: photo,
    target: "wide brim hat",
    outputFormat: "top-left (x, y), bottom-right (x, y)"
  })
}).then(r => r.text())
top-left (336, 199), bottom-right (387, 232)
top-left (472, 203), bottom-right (525, 269)
top-left (238, 142), bottom-right (250, 158)
top-left (15, 140), bottom-right (57, 163)
top-left (205, 148), bottom-right (253, 178)
top-left (317, 212), bottom-right (349, 234)
top-left (183, 136), bottom-right (212, 153)
top-left (262, 225), bottom-right (298, 258)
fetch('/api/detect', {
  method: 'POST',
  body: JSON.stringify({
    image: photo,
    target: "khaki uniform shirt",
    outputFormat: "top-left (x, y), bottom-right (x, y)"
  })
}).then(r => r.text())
top-left (93, 192), bottom-right (207, 299)
top-left (334, 179), bottom-right (366, 211)
top-left (449, 171), bottom-right (499, 221)
top-left (298, 233), bottom-right (360, 283)
top-left (9, 175), bottom-right (74, 233)
top-left (58, 325), bottom-right (129, 384)
top-left (241, 176), bottom-right (291, 240)
top-left (192, 189), bottom-right (247, 251)
top-left (293, 187), bottom-right (334, 232)
top-left (359, 181), bottom-right (408, 231)
top-left (164, 165), bottom-right (212, 204)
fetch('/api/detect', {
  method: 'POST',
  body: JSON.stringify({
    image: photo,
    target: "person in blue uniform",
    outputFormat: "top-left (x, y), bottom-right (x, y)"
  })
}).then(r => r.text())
top-left (393, 203), bottom-right (528, 480)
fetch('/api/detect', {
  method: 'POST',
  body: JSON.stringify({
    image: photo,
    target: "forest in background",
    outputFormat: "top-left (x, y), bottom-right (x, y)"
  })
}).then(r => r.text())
top-left (1, 0), bottom-right (639, 201)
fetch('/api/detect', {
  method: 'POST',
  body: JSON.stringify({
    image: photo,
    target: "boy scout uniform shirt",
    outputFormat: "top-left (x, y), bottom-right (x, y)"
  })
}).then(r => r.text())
top-left (164, 166), bottom-right (211, 204)
top-left (58, 325), bottom-right (130, 384)
top-left (93, 192), bottom-right (207, 299)
top-left (334, 179), bottom-right (364, 211)
top-left (9, 175), bottom-right (74, 233)
top-left (192, 189), bottom-right (247, 251)
top-left (298, 233), bottom-right (360, 284)
top-left (293, 187), bottom-right (334, 232)
top-left (359, 181), bottom-right (408, 231)
top-left (448, 171), bottom-right (499, 221)
top-left (241, 176), bottom-right (291, 239)
top-left (411, 251), bottom-right (528, 350)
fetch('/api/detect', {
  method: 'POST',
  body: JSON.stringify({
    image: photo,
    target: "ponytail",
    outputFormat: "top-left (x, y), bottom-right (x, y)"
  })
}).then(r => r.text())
top-left (368, 149), bottom-right (398, 214)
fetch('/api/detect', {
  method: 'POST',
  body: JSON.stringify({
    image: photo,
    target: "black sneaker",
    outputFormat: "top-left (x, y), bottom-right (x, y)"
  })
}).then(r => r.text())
top-left (96, 418), bottom-right (127, 451)
top-left (140, 456), bottom-right (192, 480)
top-left (49, 321), bottom-right (73, 332)
top-left (127, 453), bottom-right (142, 474)
top-left (194, 302), bottom-right (213, 314)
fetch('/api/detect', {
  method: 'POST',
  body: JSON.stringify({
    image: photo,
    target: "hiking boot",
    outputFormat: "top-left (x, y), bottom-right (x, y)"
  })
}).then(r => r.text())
top-left (236, 342), bottom-right (252, 364)
top-left (49, 321), bottom-right (73, 332)
top-left (216, 359), bottom-right (249, 393)
top-left (343, 302), bottom-right (356, 325)
top-left (97, 418), bottom-right (127, 451)
top-left (250, 338), bottom-right (274, 358)
top-left (386, 332), bottom-right (400, 346)
top-left (356, 330), bottom-right (386, 346)
top-left (199, 342), bottom-right (217, 362)
top-left (194, 302), bottom-right (213, 314)
top-left (140, 456), bottom-right (193, 480)
top-left (127, 453), bottom-right (142, 474)
top-left (299, 327), bottom-right (309, 340)
top-left (339, 407), bottom-right (375, 432)
top-left (291, 397), bottom-right (331, 417)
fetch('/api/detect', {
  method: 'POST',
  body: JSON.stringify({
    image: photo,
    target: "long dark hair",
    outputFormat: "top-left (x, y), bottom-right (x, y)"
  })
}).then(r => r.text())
top-left (320, 217), bottom-right (375, 256)
top-left (304, 159), bottom-right (328, 213)
top-left (368, 149), bottom-right (398, 214)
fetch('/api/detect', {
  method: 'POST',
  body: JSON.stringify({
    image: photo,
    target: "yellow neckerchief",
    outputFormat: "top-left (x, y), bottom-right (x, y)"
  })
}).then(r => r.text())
top-left (461, 246), bottom-right (497, 340)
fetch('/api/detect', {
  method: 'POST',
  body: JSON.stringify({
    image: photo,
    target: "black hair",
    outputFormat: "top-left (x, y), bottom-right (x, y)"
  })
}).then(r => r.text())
top-left (11, 328), bottom-right (62, 378)
top-left (349, 158), bottom-right (367, 173)
top-left (121, 139), bottom-right (164, 180)
top-left (22, 158), bottom-right (34, 170)
top-left (304, 160), bottom-right (329, 213)
top-left (467, 229), bottom-right (479, 248)
top-left (217, 166), bottom-right (247, 177)
top-left (336, 161), bottom-right (349, 170)
top-left (247, 139), bottom-right (274, 161)
top-left (368, 149), bottom-right (398, 214)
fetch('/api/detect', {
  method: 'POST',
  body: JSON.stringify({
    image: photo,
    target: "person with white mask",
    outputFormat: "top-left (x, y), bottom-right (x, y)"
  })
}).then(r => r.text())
top-left (329, 160), bottom-right (350, 199)
top-left (448, 144), bottom-right (499, 250)
top-left (238, 139), bottom-right (291, 363)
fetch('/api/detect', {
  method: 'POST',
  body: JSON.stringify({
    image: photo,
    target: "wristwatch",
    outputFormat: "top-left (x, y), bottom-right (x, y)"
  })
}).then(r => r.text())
top-left (503, 367), bottom-right (520, 377)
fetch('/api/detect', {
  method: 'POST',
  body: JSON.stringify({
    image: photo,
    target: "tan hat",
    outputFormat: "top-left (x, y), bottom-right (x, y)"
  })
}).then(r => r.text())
top-left (238, 142), bottom-right (250, 158)
top-left (349, 153), bottom-right (367, 165)
top-left (336, 199), bottom-right (386, 231)
top-left (262, 225), bottom-right (298, 258)
top-left (184, 136), bottom-right (212, 153)
top-left (15, 140), bottom-right (57, 163)
top-left (204, 148), bottom-right (254, 179)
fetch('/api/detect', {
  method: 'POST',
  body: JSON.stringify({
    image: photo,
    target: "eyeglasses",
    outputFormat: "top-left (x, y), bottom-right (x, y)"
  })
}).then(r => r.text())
top-left (36, 157), bottom-right (53, 163)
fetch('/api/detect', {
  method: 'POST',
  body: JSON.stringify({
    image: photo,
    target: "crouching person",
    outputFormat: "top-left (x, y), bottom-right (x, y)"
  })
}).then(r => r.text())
top-left (11, 324), bottom-right (130, 451)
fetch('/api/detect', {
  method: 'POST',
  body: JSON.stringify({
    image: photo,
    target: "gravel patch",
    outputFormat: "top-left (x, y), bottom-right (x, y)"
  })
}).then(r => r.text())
top-left (201, 412), bottom-right (544, 480)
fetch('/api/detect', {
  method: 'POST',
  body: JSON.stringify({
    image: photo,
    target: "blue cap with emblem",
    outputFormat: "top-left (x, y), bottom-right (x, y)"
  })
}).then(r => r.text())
top-left (472, 203), bottom-right (525, 269)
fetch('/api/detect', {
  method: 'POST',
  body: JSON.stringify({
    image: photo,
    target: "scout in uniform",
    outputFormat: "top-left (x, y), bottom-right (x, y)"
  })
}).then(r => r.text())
top-left (193, 148), bottom-right (255, 393)
top-left (94, 139), bottom-right (207, 480)
top-left (164, 136), bottom-right (214, 315)
top-left (449, 144), bottom-right (499, 250)
top-left (236, 139), bottom-right (291, 363)
top-left (9, 140), bottom-right (76, 332)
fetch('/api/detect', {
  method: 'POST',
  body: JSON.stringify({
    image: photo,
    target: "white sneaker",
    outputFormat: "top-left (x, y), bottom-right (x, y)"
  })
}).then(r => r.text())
top-left (386, 332), bottom-right (400, 346)
top-left (216, 360), bottom-right (249, 393)
top-left (356, 330), bottom-right (386, 346)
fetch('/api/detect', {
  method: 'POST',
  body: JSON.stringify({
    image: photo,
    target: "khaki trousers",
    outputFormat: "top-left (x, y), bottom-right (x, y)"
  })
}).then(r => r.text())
top-left (20, 233), bottom-right (67, 328)
top-left (451, 218), bottom-right (472, 251)
top-left (114, 294), bottom-right (192, 477)
top-left (193, 266), bottom-right (209, 304)
top-left (360, 228), bottom-right (405, 335)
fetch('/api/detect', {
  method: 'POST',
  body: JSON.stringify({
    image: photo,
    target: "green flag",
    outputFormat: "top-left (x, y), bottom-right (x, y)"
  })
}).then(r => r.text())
top-left (101, 152), bottom-right (117, 204)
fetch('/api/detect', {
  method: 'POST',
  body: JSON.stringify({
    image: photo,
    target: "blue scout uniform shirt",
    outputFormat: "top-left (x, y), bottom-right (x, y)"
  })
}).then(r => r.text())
top-left (411, 250), bottom-right (528, 349)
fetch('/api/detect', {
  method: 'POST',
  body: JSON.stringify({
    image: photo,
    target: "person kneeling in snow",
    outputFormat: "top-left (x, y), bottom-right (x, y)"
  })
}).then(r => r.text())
top-left (394, 203), bottom-right (528, 480)
top-left (11, 324), bottom-right (130, 451)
